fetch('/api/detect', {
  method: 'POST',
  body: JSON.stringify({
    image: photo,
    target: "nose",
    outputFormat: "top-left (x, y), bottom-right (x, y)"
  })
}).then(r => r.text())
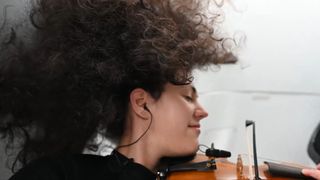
top-left (194, 104), bottom-right (208, 121)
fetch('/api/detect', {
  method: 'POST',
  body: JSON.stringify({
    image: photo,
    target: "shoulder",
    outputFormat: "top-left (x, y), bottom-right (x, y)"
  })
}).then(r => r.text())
top-left (9, 152), bottom-right (156, 180)
top-left (9, 154), bottom-right (112, 180)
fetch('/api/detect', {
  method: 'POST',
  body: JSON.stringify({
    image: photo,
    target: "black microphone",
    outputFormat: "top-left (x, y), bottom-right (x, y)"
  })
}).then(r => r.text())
top-left (205, 143), bottom-right (231, 158)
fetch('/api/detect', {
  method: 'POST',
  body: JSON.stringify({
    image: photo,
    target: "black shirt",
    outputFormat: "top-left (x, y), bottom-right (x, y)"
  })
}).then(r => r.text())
top-left (9, 150), bottom-right (156, 180)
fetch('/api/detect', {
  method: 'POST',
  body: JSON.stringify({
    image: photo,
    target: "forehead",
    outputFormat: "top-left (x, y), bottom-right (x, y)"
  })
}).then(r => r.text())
top-left (165, 83), bottom-right (197, 94)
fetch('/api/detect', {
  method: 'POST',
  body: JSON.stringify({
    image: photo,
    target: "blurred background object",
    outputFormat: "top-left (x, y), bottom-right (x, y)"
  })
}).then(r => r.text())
top-left (308, 123), bottom-right (320, 164)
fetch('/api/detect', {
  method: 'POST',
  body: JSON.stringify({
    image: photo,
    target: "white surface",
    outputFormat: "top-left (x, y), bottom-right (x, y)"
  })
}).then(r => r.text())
top-left (195, 0), bottom-right (320, 167)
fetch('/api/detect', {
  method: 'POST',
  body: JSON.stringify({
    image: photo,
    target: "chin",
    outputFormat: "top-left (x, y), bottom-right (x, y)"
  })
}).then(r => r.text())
top-left (167, 145), bottom-right (197, 158)
top-left (190, 139), bottom-right (200, 151)
top-left (181, 143), bottom-right (199, 156)
top-left (166, 139), bottom-right (199, 157)
top-left (190, 145), bottom-right (199, 154)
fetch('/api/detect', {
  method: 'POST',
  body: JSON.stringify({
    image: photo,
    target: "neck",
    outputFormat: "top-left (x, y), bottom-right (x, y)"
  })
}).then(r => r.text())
top-left (117, 136), bottom-right (160, 171)
top-left (118, 110), bottom-right (163, 170)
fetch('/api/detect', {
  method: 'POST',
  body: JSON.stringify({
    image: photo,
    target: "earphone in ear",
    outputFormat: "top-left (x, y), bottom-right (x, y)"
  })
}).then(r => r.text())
top-left (143, 104), bottom-right (150, 112)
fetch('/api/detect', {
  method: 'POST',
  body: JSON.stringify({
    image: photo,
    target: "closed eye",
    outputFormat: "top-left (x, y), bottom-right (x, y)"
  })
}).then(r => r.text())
top-left (183, 95), bottom-right (193, 102)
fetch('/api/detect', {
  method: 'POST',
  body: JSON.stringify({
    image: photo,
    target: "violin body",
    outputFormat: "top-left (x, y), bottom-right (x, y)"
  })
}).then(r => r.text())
top-left (165, 154), bottom-right (310, 180)
top-left (167, 161), bottom-right (300, 179)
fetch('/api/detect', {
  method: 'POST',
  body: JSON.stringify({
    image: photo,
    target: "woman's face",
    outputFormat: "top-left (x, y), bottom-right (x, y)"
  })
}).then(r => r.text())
top-left (148, 83), bottom-right (208, 157)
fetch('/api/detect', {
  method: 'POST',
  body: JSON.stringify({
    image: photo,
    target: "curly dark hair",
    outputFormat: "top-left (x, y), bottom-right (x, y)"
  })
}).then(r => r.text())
top-left (0, 0), bottom-right (236, 171)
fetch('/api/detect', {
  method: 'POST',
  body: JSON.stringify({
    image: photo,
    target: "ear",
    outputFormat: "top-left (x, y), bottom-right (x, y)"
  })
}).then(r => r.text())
top-left (129, 88), bottom-right (150, 120)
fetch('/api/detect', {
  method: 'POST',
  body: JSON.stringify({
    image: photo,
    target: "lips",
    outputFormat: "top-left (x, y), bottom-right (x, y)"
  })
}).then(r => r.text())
top-left (188, 124), bottom-right (200, 128)
top-left (188, 124), bottom-right (201, 135)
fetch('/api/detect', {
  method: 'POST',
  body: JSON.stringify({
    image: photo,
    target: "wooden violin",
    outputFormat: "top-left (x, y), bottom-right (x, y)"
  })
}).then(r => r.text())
top-left (159, 153), bottom-right (313, 180)
top-left (157, 142), bottom-right (312, 179)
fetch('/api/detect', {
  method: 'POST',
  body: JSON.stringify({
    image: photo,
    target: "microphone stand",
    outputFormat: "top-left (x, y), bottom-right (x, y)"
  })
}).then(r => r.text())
top-left (246, 120), bottom-right (261, 180)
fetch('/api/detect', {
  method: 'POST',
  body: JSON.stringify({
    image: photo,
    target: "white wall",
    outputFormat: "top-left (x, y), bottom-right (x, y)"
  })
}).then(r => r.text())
top-left (195, 0), bottom-right (320, 166)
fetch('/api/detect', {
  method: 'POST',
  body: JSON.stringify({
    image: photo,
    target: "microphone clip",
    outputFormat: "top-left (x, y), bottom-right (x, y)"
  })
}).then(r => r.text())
top-left (205, 143), bottom-right (231, 158)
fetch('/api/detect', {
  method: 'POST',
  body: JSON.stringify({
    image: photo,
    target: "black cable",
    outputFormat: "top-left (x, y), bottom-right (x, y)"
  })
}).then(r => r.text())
top-left (198, 144), bottom-right (210, 153)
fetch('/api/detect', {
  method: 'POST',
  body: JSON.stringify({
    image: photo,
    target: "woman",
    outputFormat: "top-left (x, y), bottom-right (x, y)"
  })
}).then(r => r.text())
top-left (0, 0), bottom-right (236, 179)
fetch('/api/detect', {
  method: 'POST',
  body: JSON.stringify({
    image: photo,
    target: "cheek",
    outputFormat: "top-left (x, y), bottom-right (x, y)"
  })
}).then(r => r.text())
top-left (151, 100), bottom-right (198, 153)
top-left (153, 102), bottom-right (193, 136)
top-left (157, 111), bottom-right (189, 133)
top-left (153, 116), bottom-right (199, 154)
